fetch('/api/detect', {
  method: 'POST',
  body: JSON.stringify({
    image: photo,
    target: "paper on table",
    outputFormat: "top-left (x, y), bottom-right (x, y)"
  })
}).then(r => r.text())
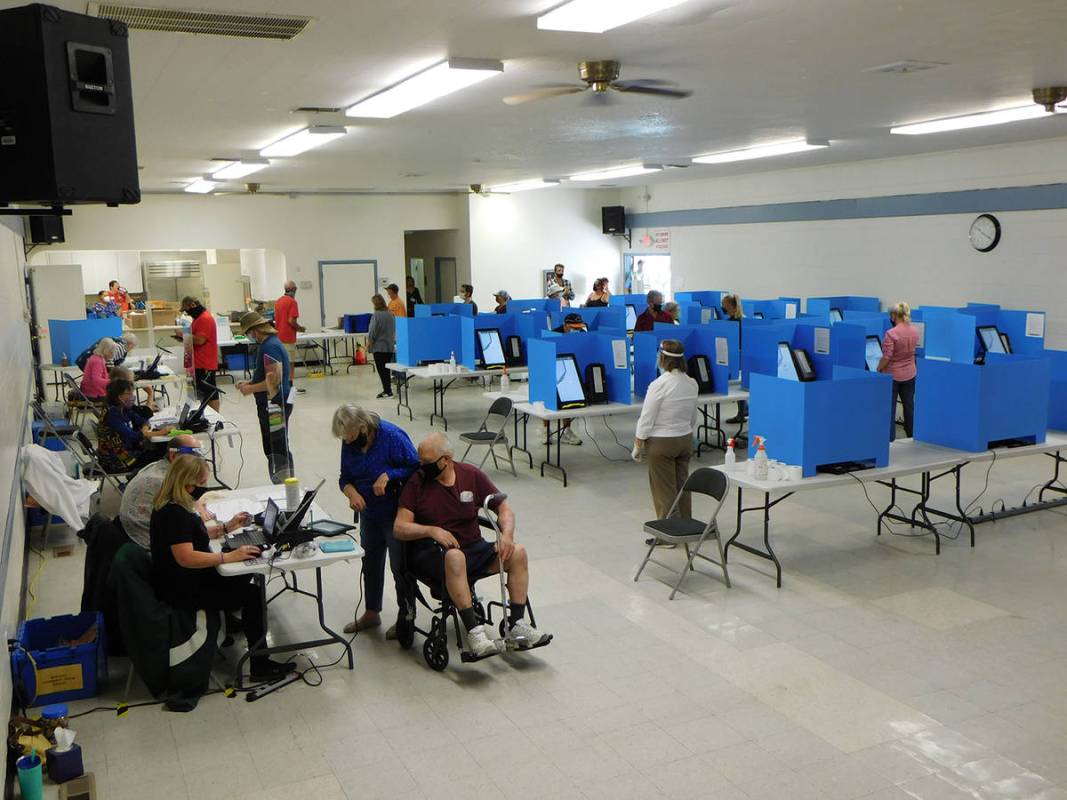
top-left (715, 336), bottom-right (729, 366)
top-left (612, 339), bottom-right (627, 369)
top-left (912, 321), bottom-right (925, 348)
top-left (207, 498), bottom-right (263, 521)
top-left (785, 303), bottom-right (797, 319)
top-left (1025, 312), bottom-right (1045, 338)
top-left (814, 327), bottom-right (830, 355)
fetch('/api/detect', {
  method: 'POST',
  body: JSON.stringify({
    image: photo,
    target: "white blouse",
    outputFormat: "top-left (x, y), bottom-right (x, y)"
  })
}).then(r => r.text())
top-left (635, 370), bottom-right (699, 440)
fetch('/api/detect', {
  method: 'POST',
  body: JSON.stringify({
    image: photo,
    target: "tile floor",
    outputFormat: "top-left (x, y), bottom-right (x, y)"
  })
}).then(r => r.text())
top-left (29, 364), bottom-right (1067, 799)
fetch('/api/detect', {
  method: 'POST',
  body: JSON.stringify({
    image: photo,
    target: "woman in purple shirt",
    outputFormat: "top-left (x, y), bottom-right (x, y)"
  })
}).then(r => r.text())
top-left (878, 302), bottom-right (921, 440)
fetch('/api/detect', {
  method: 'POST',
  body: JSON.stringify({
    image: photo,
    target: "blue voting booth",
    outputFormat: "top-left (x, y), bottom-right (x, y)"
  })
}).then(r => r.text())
top-left (414, 303), bottom-right (474, 318)
top-left (632, 322), bottom-right (739, 397)
top-left (959, 303), bottom-right (1046, 356)
top-left (742, 320), bottom-right (873, 387)
top-left (527, 332), bottom-right (631, 411)
top-left (807, 296), bottom-right (881, 318)
top-left (513, 309), bottom-right (550, 341)
top-left (508, 297), bottom-right (561, 326)
top-left (749, 365), bottom-right (892, 476)
top-left (914, 353), bottom-right (1049, 451)
top-left (676, 290), bottom-right (726, 308)
top-left (1048, 350), bottom-right (1067, 432)
top-left (745, 297), bottom-right (802, 321)
top-left (396, 316), bottom-right (475, 369)
top-left (564, 306), bottom-right (627, 333)
top-left (49, 318), bottom-right (122, 365)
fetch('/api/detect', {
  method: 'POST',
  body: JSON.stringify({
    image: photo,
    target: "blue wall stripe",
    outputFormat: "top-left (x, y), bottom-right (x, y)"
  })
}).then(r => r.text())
top-left (627, 182), bottom-right (1067, 228)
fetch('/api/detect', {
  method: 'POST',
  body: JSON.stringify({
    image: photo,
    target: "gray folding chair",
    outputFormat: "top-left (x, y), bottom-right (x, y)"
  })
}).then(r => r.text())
top-left (458, 396), bottom-right (516, 476)
top-left (73, 429), bottom-right (135, 495)
top-left (634, 467), bottom-right (732, 598)
top-left (63, 372), bottom-right (103, 430)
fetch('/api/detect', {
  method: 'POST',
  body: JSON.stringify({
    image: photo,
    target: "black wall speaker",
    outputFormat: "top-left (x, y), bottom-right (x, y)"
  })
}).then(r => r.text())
top-left (601, 205), bottom-right (626, 234)
top-left (28, 214), bottom-right (65, 244)
top-left (0, 3), bottom-right (140, 206)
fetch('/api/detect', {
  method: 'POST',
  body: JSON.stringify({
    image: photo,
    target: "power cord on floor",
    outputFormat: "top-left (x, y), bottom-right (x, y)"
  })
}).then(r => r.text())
top-left (578, 418), bottom-right (632, 464)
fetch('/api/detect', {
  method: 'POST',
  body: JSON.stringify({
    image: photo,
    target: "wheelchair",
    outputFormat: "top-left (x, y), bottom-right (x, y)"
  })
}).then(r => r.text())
top-left (395, 493), bottom-right (551, 671)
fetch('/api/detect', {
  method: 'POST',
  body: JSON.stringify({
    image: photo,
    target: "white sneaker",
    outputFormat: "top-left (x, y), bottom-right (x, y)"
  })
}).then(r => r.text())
top-left (560, 427), bottom-right (582, 446)
top-left (464, 624), bottom-right (502, 657)
top-left (505, 619), bottom-right (552, 649)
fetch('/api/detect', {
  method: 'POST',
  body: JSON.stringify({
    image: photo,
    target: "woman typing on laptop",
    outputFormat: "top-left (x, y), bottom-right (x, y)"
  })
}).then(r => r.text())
top-left (150, 454), bottom-right (295, 682)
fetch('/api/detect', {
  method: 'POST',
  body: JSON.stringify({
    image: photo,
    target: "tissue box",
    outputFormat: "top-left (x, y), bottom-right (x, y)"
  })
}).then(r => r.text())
top-left (46, 743), bottom-right (83, 783)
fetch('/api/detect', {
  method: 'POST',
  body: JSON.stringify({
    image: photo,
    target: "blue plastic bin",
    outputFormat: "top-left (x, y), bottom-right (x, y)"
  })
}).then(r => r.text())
top-left (12, 613), bottom-right (107, 707)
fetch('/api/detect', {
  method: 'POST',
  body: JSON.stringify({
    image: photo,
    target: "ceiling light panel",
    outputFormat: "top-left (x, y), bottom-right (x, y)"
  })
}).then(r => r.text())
top-left (569, 164), bottom-right (662, 182)
top-left (259, 125), bottom-right (346, 157)
top-left (890, 104), bottom-right (1050, 135)
top-left (346, 58), bottom-right (504, 119)
top-left (184, 179), bottom-right (216, 194)
top-left (489, 179), bottom-right (561, 192)
top-left (693, 139), bottom-right (829, 164)
top-left (537, 0), bottom-right (694, 33)
top-left (211, 159), bottom-right (270, 180)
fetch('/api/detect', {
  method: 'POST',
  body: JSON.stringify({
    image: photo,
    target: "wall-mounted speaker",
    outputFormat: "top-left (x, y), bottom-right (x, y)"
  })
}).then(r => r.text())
top-left (0, 3), bottom-right (140, 206)
top-left (601, 205), bottom-right (626, 234)
top-left (28, 214), bottom-right (65, 244)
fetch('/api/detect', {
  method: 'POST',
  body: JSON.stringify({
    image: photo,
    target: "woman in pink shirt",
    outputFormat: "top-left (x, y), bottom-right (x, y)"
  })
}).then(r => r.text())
top-left (877, 302), bottom-right (920, 440)
top-left (79, 337), bottom-right (118, 401)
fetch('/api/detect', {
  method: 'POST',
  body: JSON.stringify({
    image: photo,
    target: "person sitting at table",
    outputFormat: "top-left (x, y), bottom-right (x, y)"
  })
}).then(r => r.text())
top-left (119, 435), bottom-right (248, 550)
top-left (150, 453), bottom-right (294, 681)
top-left (878, 301), bottom-right (920, 440)
top-left (394, 432), bottom-right (552, 657)
top-left (332, 404), bottom-right (419, 635)
top-left (633, 339), bottom-right (699, 545)
top-left (585, 277), bottom-right (611, 307)
top-left (97, 379), bottom-right (173, 473)
top-left (663, 301), bottom-right (681, 324)
top-left (493, 290), bottom-right (510, 314)
top-left (109, 367), bottom-right (158, 415)
top-left (91, 290), bottom-right (120, 319)
top-left (367, 294), bottom-right (396, 399)
top-left (79, 337), bottom-right (118, 402)
top-left (634, 290), bottom-right (674, 332)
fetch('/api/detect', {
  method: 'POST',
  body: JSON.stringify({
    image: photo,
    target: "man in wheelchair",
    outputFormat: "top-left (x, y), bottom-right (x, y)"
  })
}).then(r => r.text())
top-left (394, 432), bottom-right (551, 659)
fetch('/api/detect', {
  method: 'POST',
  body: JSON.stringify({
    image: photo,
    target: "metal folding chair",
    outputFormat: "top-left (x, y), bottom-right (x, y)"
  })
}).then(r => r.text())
top-left (634, 467), bottom-right (732, 598)
top-left (62, 372), bottom-right (103, 430)
top-left (73, 430), bottom-right (135, 495)
top-left (458, 396), bottom-right (516, 476)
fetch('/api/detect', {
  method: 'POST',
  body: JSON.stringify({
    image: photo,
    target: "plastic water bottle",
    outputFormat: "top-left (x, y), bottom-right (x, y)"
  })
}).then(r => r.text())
top-left (724, 438), bottom-right (736, 466)
top-left (284, 477), bottom-right (300, 512)
top-left (500, 365), bottom-right (511, 393)
top-left (449, 351), bottom-right (456, 371)
top-left (754, 436), bottom-right (770, 480)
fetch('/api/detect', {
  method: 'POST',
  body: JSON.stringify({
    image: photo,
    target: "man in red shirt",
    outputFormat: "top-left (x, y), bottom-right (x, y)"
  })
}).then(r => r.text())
top-left (274, 280), bottom-right (306, 391)
top-left (174, 296), bottom-right (220, 411)
top-left (394, 432), bottom-right (552, 658)
top-left (634, 290), bottom-right (674, 332)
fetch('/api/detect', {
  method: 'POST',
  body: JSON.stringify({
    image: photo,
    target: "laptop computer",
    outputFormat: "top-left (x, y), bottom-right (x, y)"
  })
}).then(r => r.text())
top-left (134, 353), bottom-right (162, 380)
top-left (223, 497), bottom-right (281, 551)
top-left (222, 478), bottom-right (326, 552)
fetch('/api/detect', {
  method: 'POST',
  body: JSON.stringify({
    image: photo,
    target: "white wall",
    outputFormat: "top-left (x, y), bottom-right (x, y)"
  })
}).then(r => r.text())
top-left (468, 188), bottom-right (623, 306)
top-left (404, 229), bottom-right (464, 304)
top-left (621, 137), bottom-right (1067, 348)
top-left (54, 193), bottom-right (468, 330)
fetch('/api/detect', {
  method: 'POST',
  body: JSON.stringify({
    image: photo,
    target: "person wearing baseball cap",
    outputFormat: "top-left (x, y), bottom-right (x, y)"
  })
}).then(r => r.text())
top-left (493, 290), bottom-right (510, 314)
top-left (237, 311), bottom-right (294, 482)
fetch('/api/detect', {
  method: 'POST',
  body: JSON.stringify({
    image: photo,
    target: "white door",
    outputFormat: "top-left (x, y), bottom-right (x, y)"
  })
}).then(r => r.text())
top-left (319, 260), bottom-right (378, 327)
top-left (30, 263), bottom-right (88, 363)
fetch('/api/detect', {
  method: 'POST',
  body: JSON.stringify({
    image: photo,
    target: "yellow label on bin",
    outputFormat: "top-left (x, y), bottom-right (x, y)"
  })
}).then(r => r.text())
top-left (36, 664), bottom-right (84, 694)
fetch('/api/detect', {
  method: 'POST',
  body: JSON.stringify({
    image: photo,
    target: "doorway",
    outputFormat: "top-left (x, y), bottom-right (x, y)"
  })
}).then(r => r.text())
top-left (318, 259), bottom-right (378, 327)
top-left (434, 257), bottom-right (458, 303)
top-left (623, 253), bottom-right (672, 299)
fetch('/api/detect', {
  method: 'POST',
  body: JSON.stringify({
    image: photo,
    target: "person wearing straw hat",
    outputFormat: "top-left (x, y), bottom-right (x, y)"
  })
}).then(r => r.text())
top-left (237, 311), bottom-right (294, 483)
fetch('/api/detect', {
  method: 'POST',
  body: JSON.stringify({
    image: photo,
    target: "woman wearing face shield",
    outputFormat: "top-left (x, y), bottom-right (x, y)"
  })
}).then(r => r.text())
top-left (332, 404), bottom-right (420, 635)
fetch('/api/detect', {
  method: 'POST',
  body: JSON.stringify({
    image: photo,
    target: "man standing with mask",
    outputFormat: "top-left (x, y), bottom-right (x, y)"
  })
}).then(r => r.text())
top-left (174, 296), bottom-right (220, 411)
top-left (236, 312), bottom-right (293, 483)
top-left (274, 280), bottom-right (306, 393)
top-left (634, 290), bottom-right (674, 332)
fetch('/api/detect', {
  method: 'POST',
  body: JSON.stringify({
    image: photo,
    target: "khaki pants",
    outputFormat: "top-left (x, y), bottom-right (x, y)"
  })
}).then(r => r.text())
top-left (647, 434), bottom-right (692, 519)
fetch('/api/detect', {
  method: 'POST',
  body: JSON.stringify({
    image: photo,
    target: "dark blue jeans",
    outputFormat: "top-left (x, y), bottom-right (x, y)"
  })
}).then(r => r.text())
top-left (359, 512), bottom-right (402, 612)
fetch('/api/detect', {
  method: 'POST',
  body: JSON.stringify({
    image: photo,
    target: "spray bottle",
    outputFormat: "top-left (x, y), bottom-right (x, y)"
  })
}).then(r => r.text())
top-left (754, 436), bottom-right (770, 480)
top-left (724, 438), bottom-right (736, 466)
top-left (448, 351), bottom-right (457, 371)
top-left (500, 364), bottom-right (511, 393)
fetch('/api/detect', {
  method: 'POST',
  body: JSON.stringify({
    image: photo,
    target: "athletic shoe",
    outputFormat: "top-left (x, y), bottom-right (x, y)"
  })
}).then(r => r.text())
top-left (560, 428), bottom-right (582, 446)
top-left (505, 619), bottom-right (552, 649)
top-left (250, 657), bottom-right (296, 681)
top-left (296, 387), bottom-right (307, 394)
top-left (464, 624), bottom-right (502, 657)
top-left (725, 414), bottom-right (746, 424)
top-left (376, 391), bottom-right (390, 398)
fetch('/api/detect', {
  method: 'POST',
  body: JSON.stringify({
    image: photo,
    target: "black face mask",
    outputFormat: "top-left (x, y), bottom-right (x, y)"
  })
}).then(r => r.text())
top-left (652, 303), bottom-right (663, 313)
top-left (285, 289), bottom-right (296, 297)
top-left (420, 457), bottom-right (445, 481)
top-left (352, 433), bottom-right (367, 450)
top-left (187, 304), bottom-right (205, 318)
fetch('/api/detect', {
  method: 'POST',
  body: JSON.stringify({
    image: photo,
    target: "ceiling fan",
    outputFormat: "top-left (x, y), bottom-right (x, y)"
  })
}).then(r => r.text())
top-left (503, 60), bottom-right (692, 106)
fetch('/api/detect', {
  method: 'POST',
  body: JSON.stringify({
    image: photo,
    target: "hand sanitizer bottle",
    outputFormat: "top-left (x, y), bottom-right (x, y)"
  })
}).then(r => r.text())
top-left (754, 437), bottom-right (770, 480)
top-left (449, 351), bottom-right (456, 371)
top-left (724, 438), bottom-right (736, 466)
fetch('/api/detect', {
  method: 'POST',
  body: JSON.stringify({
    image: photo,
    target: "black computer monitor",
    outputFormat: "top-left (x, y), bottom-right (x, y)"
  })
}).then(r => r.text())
top-left (793, 348), bottom-right (816, 381)
top-left (555, 354), bottom-right (587, 409)
top-left (829, 308), bottom-right (843, 324)
top-left (505, 335), bottom-right (523, 365)
top-left (688, 355), bottom-right (713, 393)
top-left (753, 311), bottom-right (765, 320)
top-left (978, 325), bottom-right (1006, 355)
top-left (625, 304), bottom-right (637, 331)
top-left (262, 497), bottom-right (280, 538)
top-left (864, 336), bottom-right (883, 372)
top-left (999, 331), bottom-right (1012, 354)
top-left (476, 328), bottom-right (506, 369)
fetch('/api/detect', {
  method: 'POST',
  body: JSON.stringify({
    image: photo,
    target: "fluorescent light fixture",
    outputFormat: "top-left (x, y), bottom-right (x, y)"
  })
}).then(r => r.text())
top-left (537, 0), bottom-right (694, 32)
top-left (259, 125), bottom-right (346, 157)
top-left (890, 104), bottom-right (1050, 135)
top-left (692, 139), bottom-right (830, 164)
top-left (346, 58), bottom-right (504, 118)
top-left (184, 179), bottom-right (216, 194)
top-left (488, 179), bottom-right (561, 193)
top-left (211, 158), bottom-right (270, 180)
top-left (569, 164), bottom-right (662, 182)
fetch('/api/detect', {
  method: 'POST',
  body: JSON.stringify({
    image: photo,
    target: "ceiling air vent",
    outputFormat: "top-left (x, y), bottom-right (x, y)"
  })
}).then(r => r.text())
top-left (864, 60), bottom-right (948, 75)
top-left (87, 2), bottom-right (313, 40)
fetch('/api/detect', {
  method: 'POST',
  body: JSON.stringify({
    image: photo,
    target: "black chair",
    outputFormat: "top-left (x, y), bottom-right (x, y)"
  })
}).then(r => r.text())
top-left (458, 396), bottom-right (516, 476)
top-left (634, 468), bottom-right (732, 598)
top-left (73, 430), bottom-right (136, 495)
